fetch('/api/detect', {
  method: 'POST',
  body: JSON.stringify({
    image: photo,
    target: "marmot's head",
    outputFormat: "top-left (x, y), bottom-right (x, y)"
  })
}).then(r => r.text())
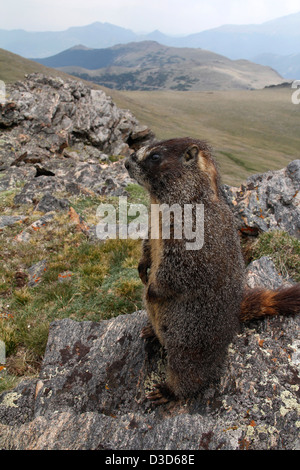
top-left (125, 138), bottom-right (220, 203)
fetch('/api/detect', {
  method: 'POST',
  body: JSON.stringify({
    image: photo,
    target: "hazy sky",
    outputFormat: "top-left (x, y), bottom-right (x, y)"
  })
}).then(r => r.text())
top-left (1, 0), bottom-right (300, 35)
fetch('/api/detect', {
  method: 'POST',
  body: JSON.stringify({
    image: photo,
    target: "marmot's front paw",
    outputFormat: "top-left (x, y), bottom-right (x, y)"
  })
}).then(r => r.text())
top-left (146, 283), bottom-right (160, 301)
top-left (138, 261), bottom-right (149, 285)
top-left (140, 324), bottom-right (156, 339)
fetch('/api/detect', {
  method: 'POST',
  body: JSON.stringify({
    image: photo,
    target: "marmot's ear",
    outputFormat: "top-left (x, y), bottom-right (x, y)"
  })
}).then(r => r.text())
top-left (183, 144), bottom-right (199, 164)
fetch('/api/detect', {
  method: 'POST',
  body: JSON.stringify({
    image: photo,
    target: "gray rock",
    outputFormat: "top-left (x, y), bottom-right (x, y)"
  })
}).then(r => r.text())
top-left (57, 271), bottom-right (73, 283)
top-left (0, 264), bottom-right (299, 450)
top-left (13, 158), bottom-right (133, 204)
top-left (14, 213), bottom-right (55, 243)
top-left (0, 167), bottom-right (36, 192)
top-left (0, 215), bottom-right (28, 230)
top-left (246, 256), bottom-right (287, 289)
top-left (0, 73), bottom-right (154, 159)
top-left (35, 193), bottom-right (70, 213)
top-left (223, 160), bottom-right (300, 238)
top-left (0, 74), bottom-right (154, 204)
top-left (27, 260), bottom-right (47, 287)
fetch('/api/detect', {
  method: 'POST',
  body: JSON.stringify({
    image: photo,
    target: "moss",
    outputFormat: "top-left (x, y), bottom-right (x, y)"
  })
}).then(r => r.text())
top-left (126, 183), bottom-right (149, 206)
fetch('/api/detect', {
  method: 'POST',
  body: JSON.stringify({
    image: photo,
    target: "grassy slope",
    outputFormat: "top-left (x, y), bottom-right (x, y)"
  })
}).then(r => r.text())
top-left (0, 186), bottom-right (146, 390)
top-left (108, 87), bottom-right (300, 186)
top-left (0, 48), bottom-right (101, 84)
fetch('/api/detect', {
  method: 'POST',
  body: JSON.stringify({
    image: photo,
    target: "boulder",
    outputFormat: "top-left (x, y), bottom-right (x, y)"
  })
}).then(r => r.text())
top-left (0, 262), bottom-right (299, 450)
top-left (0, 74), bottom-right (154, 202)
top-left (0, 215), bottom-right (28, 231)
top-left (222, 160), bottom-right (300, 239)
top-left (245, 256), bottom-right (292, 289)
top-left (35, 193), bottom-right (70, 213)
top-left (0, 74), bottom-right (154, 158)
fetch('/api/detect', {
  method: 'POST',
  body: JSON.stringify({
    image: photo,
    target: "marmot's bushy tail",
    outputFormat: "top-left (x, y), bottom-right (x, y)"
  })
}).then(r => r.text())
top-left (240, 284), bottom-right (300, 322)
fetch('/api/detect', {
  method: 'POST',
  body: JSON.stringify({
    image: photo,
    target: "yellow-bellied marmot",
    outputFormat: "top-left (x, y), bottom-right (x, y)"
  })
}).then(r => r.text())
top-left (125, 137), bottom-right (300, 404)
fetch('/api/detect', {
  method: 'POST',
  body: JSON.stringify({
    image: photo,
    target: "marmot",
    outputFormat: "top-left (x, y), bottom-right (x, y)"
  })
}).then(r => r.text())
top-left (125, 137), bottom-right (300, 404)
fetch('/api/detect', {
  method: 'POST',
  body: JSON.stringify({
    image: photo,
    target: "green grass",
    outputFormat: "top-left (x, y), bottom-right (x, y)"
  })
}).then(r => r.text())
top-left (0, 48), bottom-right (82, 84)
top-left (126, 183), bottom-right (149, 206)
top-left (0, 190), bottom-right (143, 389)
top-left (245, 230), bottom-right (300, 283)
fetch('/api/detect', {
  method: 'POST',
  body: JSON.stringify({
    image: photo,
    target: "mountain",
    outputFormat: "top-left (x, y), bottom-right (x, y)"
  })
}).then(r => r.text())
top-left (254, 53), bottom-right (300, 79)
top-left (0, 22), bottom-right (137, 58)
top-left (1, 12), bottom-right (300, 77)
top-left (32, 41), bottom-right (283, 92)
top-left (177, 12), bottom-right (300, 62)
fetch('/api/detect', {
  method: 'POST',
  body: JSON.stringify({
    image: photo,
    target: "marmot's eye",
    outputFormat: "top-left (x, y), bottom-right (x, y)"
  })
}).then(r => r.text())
top-left (150, 154), bottom-right (160, 162)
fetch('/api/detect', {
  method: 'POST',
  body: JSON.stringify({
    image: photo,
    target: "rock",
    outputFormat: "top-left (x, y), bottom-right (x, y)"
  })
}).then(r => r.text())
top-left (14, 213), bottom-right (55, 243)
top-left (27, 260), bottom-right (47, 287)
top-left (58, 271), bottom-right (73, 283)
top-left (0, 167), bottom-right (36, 192)
top-left (35, 193), bottom-right (70, 213)
top-left (12, 157), bottom-right (133, 205)
top-left (246, 256), bottom-right (287, 289)
top-left (222, 160), bottom-right (300, 239)
top-left (0, 215), bottom-right (28, 231)
top-left (68, 207), bottom-right (89, 234)
top-left (0, 74), bottom-right (154, 203)
top-left (0, 379), bottom-right (37, 426)
top-left (0, 73), bottom-right (154, 158)
top-left (0, 261), bottom-right (299, 450)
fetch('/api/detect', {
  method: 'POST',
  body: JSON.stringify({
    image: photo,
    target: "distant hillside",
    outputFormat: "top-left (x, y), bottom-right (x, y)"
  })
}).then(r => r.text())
top-left (33, 41), bottom-right (283, 92)
top-left (0, 48), bottom-right (84, 84)
top-left (109, 86), bottom-right (300, 186)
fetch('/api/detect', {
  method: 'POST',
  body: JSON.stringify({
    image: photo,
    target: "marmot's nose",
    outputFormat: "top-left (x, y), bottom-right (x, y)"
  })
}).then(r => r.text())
top-left (125, 152), bottom-right (137, 170)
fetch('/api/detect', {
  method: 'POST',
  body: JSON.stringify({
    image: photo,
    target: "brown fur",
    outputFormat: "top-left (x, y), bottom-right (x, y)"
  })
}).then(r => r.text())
top-left (240, 284), bottom-right (300, 322)
top-left (125, 137), bottom-right (300, 403)
top-left (198, 151), bottom-right (219, 199)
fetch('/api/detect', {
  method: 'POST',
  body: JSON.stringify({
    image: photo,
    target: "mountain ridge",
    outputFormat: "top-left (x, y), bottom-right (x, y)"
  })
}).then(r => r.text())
top-left (0, 11), bottom-right (300, 79)
top-left (31, 40), bottom-right (283, 92)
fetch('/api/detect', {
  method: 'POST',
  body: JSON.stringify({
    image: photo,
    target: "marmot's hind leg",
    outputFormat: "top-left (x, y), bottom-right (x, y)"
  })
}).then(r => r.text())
top-left (147, 363), bottom-right (201, 404)
top-left (147, 348), bottom-right (215, 404)
top-left (146, 382), bottom-right (175, 404)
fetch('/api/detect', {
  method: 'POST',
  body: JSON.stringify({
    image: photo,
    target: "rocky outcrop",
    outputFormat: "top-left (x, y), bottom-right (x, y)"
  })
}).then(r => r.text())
top-left (0, 257), bottom-right (299, 450)
top-left (0, 73), bottom-right (154, 201)
top-left (223, 160), bottom-right (300, 239)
